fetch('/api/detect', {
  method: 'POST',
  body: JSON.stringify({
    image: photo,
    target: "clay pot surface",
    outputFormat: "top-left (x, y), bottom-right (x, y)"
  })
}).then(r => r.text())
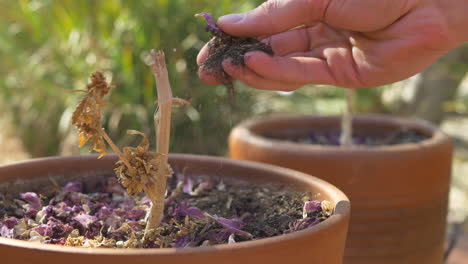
top-left (0, 154), bottom-right (350, 264)
top-left (229, 114), bottom-right (453, 264)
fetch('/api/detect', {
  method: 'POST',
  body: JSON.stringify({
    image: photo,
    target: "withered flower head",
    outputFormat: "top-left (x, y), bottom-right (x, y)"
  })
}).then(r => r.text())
top-left (72, 71), bottom-right (113, 158)
top-left (88, 72), bottom-right (112, 99)
top-left (64, 230), bottom-right (85, 247)
top-left (115, 130), bottom-right (173, 197)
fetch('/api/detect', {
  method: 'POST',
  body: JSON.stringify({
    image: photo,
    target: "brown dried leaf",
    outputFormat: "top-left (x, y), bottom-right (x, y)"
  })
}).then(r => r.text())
top-left (127, 130), bottom-right (149, 151)
top-left (72, 72), bottom-right (112, 157)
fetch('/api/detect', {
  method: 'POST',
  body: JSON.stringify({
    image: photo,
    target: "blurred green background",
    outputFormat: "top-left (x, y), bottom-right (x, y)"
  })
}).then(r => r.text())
top-left (0, 0), bottom-right (467, 158)
top-left (1, 1), bottom-right (467, 259)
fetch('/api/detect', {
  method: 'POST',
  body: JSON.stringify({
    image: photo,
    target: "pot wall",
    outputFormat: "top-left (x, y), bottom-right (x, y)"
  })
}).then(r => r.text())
top-left (229, 114), bottom-right (453, 264)
top-left (0, 154), bottom-right (350, 264)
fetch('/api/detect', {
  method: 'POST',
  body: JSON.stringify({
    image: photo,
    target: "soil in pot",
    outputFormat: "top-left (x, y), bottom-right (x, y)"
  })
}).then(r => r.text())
top-left (0, 172), bottom-right (331, 249)
top-left (263, 127), bottom-right (430, 146)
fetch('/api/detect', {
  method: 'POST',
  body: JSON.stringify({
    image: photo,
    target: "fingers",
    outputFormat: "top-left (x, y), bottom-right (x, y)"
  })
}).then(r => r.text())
top-left (197, 67), bottom-right (221, 85)
top-left (218, 0), bottom-right (330, 37)
top-left (244, 51), bottom-right (337, 86)
top-left (196, 42), bottom-right (210, 65)
top-left (324, 0), bottom-right (415, 31)
top-left (197, 40), bottom-right (222, 85)
top-left (265, 23), bottom-right (348, 56)
top-left (222, 60), bottom-right (302, 91)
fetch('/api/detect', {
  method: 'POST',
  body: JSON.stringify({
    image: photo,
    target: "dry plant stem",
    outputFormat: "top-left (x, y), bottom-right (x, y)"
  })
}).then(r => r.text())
top-left (98, 129), bottom-right (136, 175)
top-left (144, 50), bottom-right (174, 236)
top-left (340, 89), bottom-right (355, 147)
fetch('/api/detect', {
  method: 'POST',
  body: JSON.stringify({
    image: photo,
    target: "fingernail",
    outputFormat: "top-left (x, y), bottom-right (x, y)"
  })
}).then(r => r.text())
top-left (219, 13), bottom-right (244, 24)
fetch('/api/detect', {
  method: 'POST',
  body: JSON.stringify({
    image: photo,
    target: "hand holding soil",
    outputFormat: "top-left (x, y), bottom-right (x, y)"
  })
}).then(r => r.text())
top-left (197, 0), bottom-right (468, 90)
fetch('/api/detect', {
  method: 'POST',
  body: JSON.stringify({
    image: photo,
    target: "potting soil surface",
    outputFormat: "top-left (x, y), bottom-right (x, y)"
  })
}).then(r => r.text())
top-left (264, 128), bottom-right (430, 146)
top-left (0, 174), bottom-right (331, 248)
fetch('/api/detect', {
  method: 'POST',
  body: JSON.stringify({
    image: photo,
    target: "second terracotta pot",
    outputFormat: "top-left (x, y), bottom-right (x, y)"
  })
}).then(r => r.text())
top-left (229, 114), bottom-right (453, 264)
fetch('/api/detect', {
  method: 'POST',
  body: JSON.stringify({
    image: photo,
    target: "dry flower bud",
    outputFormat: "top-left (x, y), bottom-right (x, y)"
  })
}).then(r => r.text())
top-left (115, 130), bottom-right (173, 197)
top-left (321, 200), bottom-right (334, 215)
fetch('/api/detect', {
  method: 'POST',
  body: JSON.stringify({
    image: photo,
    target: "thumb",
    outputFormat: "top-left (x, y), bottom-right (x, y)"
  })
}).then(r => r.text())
top-left (218, 0), bottom-right (330, 37)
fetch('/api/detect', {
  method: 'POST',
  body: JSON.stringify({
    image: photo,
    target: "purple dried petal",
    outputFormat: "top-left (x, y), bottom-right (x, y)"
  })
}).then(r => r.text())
top-left (62, 181), bottom-right (83, 193)
top-left (183, 207), bottom-right (205, 219)
top-left (195, 12), bottom-right (223, 37)
top-left (0, 225), bottom-right (14, 238)
top-left (71, 205), bottom-right (84, 214)
top-left (211, 216), bottom-right (252, 239)
top-left (96, 206), bottom-right (113, 219)
top-left (303, 200), bottom-right (321, 218)
top-left (196, 12), bottom-right (216, 27)
top-left (2, 216), bottom-right (19, 229)
top-left (109, 230), bottom-right (126, 241)
top-left (19, 192), bottom-right (41, 210)
top-left (44, 219), bottom-right (73, 239)
top-left (214, 217), bottom-right (243, 229)
top-left (169, 200), bottom-right (205, 219)
top-left (330, 134), bottom-right (340, 145)
top-left (57, 202), bottom-right (74, 212)
top-left (50, 202), bottom-right (74, 221)
top-left (84, 221), bottom-right (103, 239)
top-left (34, 224), bottom-right (53, 237)
top-left (121, 195), bottom-right (136, 209)
top-left (42, 205), bottom-right (55, 218)
top-left (127, 208), bottom-right (146, 220)
top-left (72, 213), bottom-right (97, 228)
top-left (195, 13), bottom-right (219, 30)
top-left (173, 235), bottom-right (193, 248)
top-left (63, 192), bottom-right (86, 206)
top-left (182, 176), bottom-right (194, 194)
top-left (207, 229), bottom-right (233, 244)
top-left (285, 217), bottom-right (321, 234)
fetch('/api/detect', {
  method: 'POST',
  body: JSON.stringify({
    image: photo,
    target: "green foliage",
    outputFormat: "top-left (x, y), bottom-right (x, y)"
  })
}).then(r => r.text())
top-left (6, 0), bottom-right (452, 157)
top-left (0, 0), bottom-right (263, 156)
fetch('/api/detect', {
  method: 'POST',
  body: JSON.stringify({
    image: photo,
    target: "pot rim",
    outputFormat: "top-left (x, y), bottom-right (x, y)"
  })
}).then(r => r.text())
top-left (0, 154), bottom-right (350, 256)
top-left (230, 114), bottom-right (451, 153)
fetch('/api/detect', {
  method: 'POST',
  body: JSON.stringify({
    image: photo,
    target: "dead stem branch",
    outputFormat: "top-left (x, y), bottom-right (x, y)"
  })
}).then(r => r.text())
top-left (144, 50), bottom-right (175, 238)
top-left (99, 129), bottom-right (135, 175)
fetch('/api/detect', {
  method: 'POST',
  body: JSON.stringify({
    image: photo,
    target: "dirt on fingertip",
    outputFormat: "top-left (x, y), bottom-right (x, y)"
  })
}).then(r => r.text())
top-left (197, 13), bottom-right (274, 91)
top-left (202, 36), bottom-right (274, 84)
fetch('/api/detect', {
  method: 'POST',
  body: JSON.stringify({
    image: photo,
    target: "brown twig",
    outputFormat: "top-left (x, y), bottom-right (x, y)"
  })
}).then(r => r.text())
top-left (98, 129), bottom-right (135, 175)
top-left (340, 89), bottom-right (355, 147)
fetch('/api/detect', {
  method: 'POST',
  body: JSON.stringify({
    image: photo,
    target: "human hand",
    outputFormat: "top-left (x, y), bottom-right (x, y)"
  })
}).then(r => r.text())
top-left (197, 0), bottom-right (467, 90)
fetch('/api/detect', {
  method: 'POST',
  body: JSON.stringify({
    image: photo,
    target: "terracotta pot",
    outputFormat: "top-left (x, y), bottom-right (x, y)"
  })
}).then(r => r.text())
top-left (0, 154), bottom-right (349, 264)
top-left (229, 114), bottom-right (453, 264)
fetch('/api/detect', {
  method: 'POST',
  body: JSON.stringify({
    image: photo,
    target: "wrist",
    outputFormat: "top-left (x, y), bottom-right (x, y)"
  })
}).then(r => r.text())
top-left (438, 0), bottom-right (468, 45)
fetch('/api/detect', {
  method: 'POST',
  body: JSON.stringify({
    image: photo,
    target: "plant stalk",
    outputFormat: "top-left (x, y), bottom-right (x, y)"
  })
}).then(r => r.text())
top-left (99, 128), bottom-right (136, 175)
top-left (340, 89), bottom-right (355, 147)
top-left (144, 50), bottom-right (173, 236)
